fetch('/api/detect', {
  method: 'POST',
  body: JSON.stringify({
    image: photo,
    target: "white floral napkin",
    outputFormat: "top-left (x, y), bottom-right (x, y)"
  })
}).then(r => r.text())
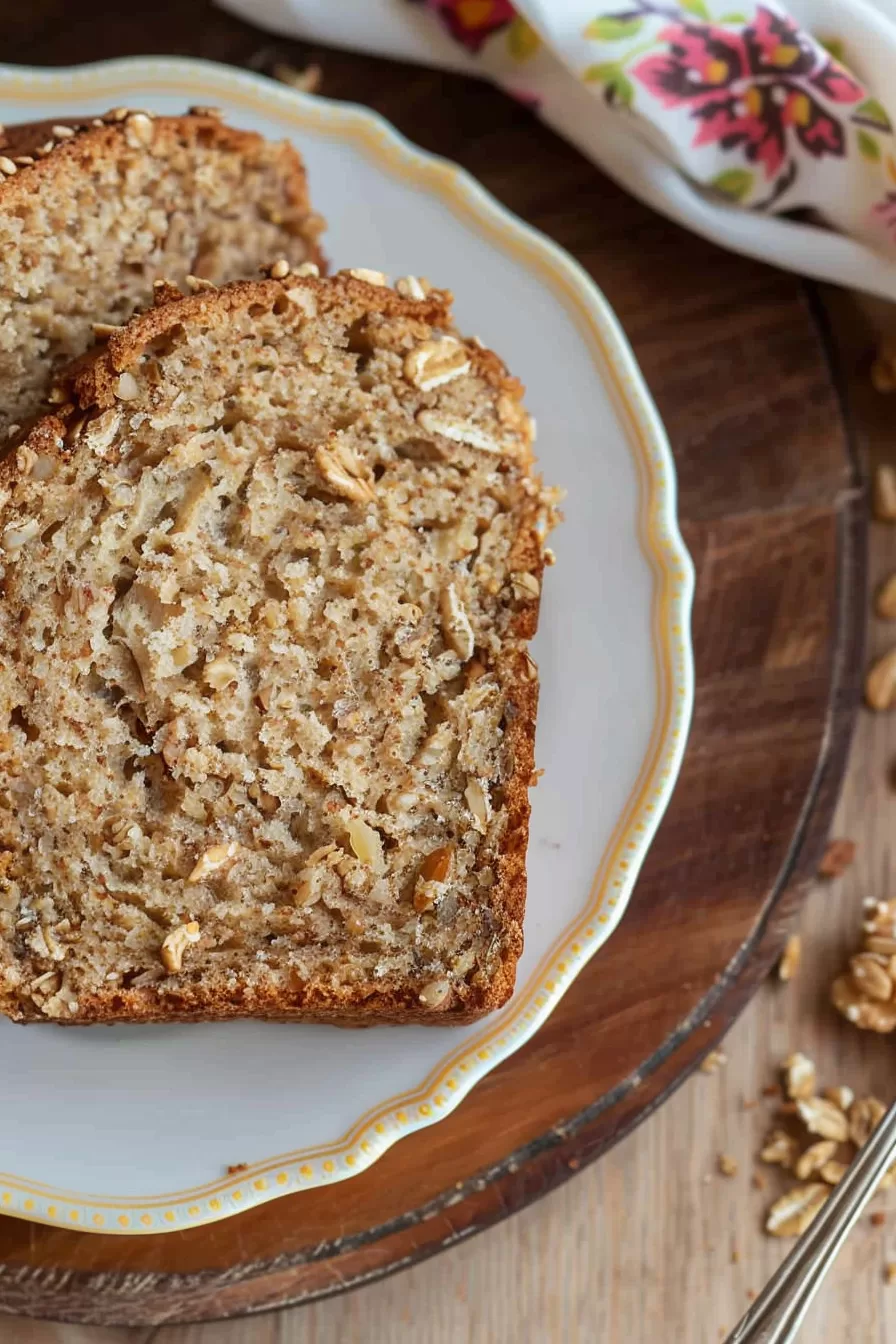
top-left (219, 0), bottom-right (896, 298)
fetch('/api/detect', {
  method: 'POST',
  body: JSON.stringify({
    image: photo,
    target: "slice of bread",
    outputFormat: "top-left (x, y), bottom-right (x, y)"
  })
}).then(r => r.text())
top-left (0, 107), bottom-right (324, 436)
top-left (0, 267), bottom-right (560, 1025)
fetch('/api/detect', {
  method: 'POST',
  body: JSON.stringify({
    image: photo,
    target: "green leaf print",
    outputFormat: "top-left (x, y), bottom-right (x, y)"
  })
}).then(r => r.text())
top-left (855, 98), bottom-right (893, 133)
top-left (583, 16), bottom-right (644, 40)
top-left (858, 130), bottom-right (881, 163)
top-left (680, 0), bottom-right (711, 17)
top-left (710, 169), bottom-right (754, 203)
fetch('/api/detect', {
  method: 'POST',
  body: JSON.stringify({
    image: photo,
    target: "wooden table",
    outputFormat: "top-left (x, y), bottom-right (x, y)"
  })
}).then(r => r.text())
top-left (4, 4), bottom-right (893, 1339)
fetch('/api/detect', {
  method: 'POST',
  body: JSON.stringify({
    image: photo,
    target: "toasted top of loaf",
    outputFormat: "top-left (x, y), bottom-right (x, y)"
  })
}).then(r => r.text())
top-left (0, 106), bottom-right (324, 436)
top-left (0, 268), bottom-right (560, 1025)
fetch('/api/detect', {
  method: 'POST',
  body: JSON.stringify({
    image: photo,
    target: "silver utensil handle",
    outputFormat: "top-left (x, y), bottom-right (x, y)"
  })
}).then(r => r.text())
top-left (725, 1099), bottom-right (896, 1344)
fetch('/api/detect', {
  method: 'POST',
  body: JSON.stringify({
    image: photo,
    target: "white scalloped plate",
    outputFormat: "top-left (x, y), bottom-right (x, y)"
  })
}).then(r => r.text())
top-left (0, 57), bottom-right (694, 1234)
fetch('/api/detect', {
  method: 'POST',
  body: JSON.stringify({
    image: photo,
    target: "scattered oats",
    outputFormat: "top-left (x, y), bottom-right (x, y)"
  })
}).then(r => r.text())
top-left (511, 570), bottom-right (541, 600)
top-left (124, 112), bottom-right (154, 148)
top-left (315, 439), bottom-right (376, 504)
top-left (778, 933), bottom-right (801, 982)
top-left (700, 1049), bottom-right (727, 1074)
top-left (188, 841), bottom-right (240, 883)
top-left (465, 777), bottom-right (490, 832)
top-left (886, 1263), bottom-right (896, 1286)
top-left (347, 818), bottom-right (385, 872)
top-left (0, 157), bottom-right (17, 175)
top-left (877, 571), bottom-right (896, 620)
top-left (92, 322), bottom-right (120, 338)
top-left (273, 62), bottom-right (322, 94)
top-left (766, 1183), bottom-right (828, 1237)
top-left (186, 274), bottom-right (217, 292)
top-left (1, 519), bottom-right (40, 553)
top-left (12, 156), bottom-right (33, 166)
top-left (440, 584), bottom-right (475, 661)
top-left (419, 978), bottom-right (451, 1009)
top-left (36, 141), bottom-right (54, 157)
top-left (416, 409), bottom-right (503, 454)
top-left (718, 1154), bottom-right (738, 1177)
top-left (269, 257), bottom-right (290, 280)
top-left (188, 105), bottom-right (224, 119)
top-left (160, 920), bottom-right (200, 974)
top-left (395, 275), bottom-right (427, 300)
top-left (818, 838), bottom-right (855, 878)
top-left (115, 371), bottom-right (140, 401)
top-left (866, 647), bottom-right (896, 710)
top-left (348, 268), bottom-right (388, 286)
top-left (874, 463), bottom-right (896, 521)
top-left (820, 1160), bottom-right (847, 1185)
top-left (296, 262), bottom-right (320, 277)
top-left (51, 124), bottom-right (75, 138)
top-left (404, 337), bottom-right (470, 392)
top-left (783, 1052), bottom-right (816, 1101)
top-left (81, 408), bottom-right (121, 456)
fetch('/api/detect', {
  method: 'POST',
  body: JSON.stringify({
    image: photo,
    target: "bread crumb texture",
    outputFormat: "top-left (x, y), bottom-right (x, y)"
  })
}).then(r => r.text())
top-left (0, 108), bottom-right (323, 436)
top-left (0, 271), bottom-right (561, 1025)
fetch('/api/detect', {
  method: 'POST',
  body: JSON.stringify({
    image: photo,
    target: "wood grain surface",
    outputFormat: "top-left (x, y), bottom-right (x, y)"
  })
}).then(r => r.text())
top-left (0, 0), bottom-right (874, 1333)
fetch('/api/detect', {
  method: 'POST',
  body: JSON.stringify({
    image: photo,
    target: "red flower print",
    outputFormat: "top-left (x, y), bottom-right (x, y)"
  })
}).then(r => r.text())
top-left (617, 3), bottom-right (869, 199)
top-left (415, 0), bottom-right (517, 53)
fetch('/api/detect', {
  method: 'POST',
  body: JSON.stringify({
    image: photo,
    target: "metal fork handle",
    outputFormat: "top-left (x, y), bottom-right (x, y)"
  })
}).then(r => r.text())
top-left (725, 1098), bottom-right (896, 1343)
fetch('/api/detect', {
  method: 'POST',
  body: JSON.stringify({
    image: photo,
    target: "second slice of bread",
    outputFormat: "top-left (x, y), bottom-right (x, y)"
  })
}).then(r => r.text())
top-left (0, 268), bottom-right (560, 1025)
top-left (0, 107), bottom-right (324, 436)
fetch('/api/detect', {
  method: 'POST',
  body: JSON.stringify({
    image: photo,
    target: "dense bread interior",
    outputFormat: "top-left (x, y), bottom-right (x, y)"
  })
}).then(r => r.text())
top-left (0, 110), bottom-right (322, 436)
top-left (0, 272), bottom-right (558, 1023)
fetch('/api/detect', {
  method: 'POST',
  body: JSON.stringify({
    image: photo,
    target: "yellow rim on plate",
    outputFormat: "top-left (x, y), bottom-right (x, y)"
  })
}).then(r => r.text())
top-left (0, 57), bottom-right (695, 1233)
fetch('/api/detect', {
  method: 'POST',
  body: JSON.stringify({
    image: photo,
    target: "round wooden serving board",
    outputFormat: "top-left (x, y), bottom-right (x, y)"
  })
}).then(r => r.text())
top-left (0, 2), bottom-right (867, 1327)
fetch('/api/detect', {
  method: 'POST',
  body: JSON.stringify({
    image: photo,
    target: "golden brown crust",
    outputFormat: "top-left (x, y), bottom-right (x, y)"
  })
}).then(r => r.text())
top-left (0, 109), bottom-right (325, 271)
top-left (0, 272), bottom-right (549, 1027)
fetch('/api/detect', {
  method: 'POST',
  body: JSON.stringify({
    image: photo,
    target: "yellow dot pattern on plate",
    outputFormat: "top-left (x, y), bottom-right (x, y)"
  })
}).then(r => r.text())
top-left (346, 1155), bottom-right (356, 1168)
top-left (209, 1198), bottom-right (221, 1211)
top-left (396, 1111), bottom-right (408, 1124)
top-left (301, 1164), bottom-right (313, 1178)
top-left (1, 1193), bottom-right (9, 1207)
top-left (118, 1215), bottom-right (129, 1228)
top-left (276, 1172), bottom-right (289, 1185)
top-left (142, 1214), bottom-right (153, 1226)
top-left (231, 1190), bottom-right (243, 1201)
top-left (23, 1200), bottom-right (34, 1212)
top-left (93, 1214), bottom-right (104, 1227)
top-left (323, 1160), bottom-right (335, 1174)
top-left (47, 1206), bottom-right (56, 1218)
top-left (419, 1104), bottom-right (431, 1118)
top-left (188, 1206), bottom-right (200, 1217)
top-left (253, 1179), bottom-right (267, 1191)
top-left (69, 1210), bottom-right (79, 1223)
top-left (164, 1211), bottom-right (176, 1223)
